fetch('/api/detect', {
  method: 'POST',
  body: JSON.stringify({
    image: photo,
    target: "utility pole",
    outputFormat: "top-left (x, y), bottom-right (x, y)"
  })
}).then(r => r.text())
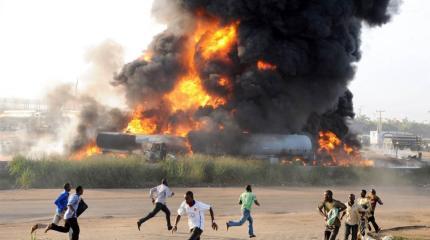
top-left (376, 110), bottom-right (385, 132)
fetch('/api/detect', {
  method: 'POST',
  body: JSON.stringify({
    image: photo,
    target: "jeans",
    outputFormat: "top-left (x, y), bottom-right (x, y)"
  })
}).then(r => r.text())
top-left (51, 217), bottom-right (80, 240)
top-left (324, 226), bottom-right (340, 240)
top-left (138, 202), bottom-right (172, 229)
top-left (189, 227), bottom-right (203, 240)
top-left (344, 223), bottom-right (358, 240)
top-left (227, 208), bottom-right (254, 236)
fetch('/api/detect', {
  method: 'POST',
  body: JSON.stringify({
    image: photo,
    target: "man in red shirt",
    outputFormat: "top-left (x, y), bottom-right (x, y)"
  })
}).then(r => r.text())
top-left (368, 189), bottom-right (383, 232)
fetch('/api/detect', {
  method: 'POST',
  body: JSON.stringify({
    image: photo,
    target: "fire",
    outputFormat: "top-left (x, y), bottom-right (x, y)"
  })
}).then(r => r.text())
top-left (199, 22), bottom-right (239, 59)
top-left (218, 77), bottom-right (233, 91)
top-left (318, 131), bottom-right (374, 167)
top-left (163, 20), bottom-right (237, 112)
top-left (123, 18), bottom-right (238, 140)
top-left (257, 60), bottom-right (277, 71)
top-left (70, 141), bottom-right (102, 160)
top-left (165, 74), bottom-right (225, 112)
top-left (164, 121), bottom-right (203, 137)
top-left (124, 106), bottom-right (157, 135)
top-left (318, 131), bottom-right (342, 153)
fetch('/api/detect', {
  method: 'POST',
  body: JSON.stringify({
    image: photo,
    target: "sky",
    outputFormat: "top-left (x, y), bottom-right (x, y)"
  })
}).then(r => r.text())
top-left (0, 0), bottom-right (429, 122)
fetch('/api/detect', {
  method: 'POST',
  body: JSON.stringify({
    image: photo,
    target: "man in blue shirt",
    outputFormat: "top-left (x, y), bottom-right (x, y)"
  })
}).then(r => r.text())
top-left (46, 185), bottom-right (84, 240)
top-left (30, 183), bottom-right (71, 234)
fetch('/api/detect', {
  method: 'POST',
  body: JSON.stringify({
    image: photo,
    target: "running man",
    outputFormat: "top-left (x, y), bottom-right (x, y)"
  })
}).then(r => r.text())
top-left (226, 185), bottom-right (260, 238)
top-left (368, 189), bottom-right (383, 232)
top-left (341, 194), bottom-right (365, 240)
top-left (30, 183), bottom-right (72, 235)
top-left (137, 178), bottom-right (174, 231)
top-left (357, 189), bottom-right (371, 239)
top-left (172, 191), bottom-right (218, 240)
top-left (46, 186), bottom-right (84, 240)
top-left (318, 190), bottom-right (347, 240)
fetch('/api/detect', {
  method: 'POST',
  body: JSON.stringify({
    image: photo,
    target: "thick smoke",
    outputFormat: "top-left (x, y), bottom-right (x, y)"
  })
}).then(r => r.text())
top-left (11, 40), bottom-right (129, 157)
top-left (114, 0), bottom-right (398, 153)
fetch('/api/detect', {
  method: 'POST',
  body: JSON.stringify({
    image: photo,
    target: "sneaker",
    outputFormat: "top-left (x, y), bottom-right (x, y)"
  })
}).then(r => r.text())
top-left (30, 224), bottom-right (38, 234)
top-left (250, 234), bottom-right (256, 238)
top-left (137, 221), bottom-right (142, 231)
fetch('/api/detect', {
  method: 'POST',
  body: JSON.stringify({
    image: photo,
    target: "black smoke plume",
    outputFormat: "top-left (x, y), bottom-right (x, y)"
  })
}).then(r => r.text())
top-left (114, 0), bottom-right (398, 153)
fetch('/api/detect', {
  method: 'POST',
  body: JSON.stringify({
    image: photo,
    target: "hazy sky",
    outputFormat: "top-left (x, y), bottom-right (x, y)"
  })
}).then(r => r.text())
top-left (0, 0), bottom-right (429, 122)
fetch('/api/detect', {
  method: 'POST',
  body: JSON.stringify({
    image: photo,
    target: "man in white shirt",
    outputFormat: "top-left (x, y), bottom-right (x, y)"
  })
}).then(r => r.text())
top-left (357, 190), bottom-right (371, 239)
top-left (172, 191), bottom-right (218, 240)
top-left (341, 193), bottom-right (365, 240)
top-left (46, 186), bottom-right (83, 240)
top-left (137, 178), bottom-right (174, 231)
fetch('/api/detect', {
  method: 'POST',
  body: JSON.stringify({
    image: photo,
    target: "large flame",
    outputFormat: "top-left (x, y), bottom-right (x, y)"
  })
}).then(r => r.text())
top-left (199, 21), bottom-right (239, 60)
top-left (70, 140), bottom-right (102, 160)
top-left (124, 105), bottom-right (157, 135)
top-left (318, 131), bottom-right (374, 167)
top-left (164, 74), bottom-right (225, 112)
top-left (124, 18), bottom-right (238, 138)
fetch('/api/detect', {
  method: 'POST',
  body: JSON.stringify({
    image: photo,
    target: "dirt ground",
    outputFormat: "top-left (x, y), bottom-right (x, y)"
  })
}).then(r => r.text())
top-left (0, 187), bottom-right (429, 240)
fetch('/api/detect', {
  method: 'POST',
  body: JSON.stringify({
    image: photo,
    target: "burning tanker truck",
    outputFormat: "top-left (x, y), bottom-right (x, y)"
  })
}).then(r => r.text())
top-left (71, 0), bottom-right (398, 166)
top-left (96, 132), bottom-right (314, 163)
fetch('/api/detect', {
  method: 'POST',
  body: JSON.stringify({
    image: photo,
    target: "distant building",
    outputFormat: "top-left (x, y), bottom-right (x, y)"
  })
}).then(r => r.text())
top-left (370, 130), bottom-right (422, 151)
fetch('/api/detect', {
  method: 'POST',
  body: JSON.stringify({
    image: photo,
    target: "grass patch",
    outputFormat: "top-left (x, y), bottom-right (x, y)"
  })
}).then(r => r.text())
top-left (3, 154), bottom-right (430, 189)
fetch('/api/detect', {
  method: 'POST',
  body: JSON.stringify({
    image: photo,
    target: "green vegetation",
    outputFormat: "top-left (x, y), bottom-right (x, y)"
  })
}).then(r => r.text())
top-left (2, 154), bottom-right (430, 189)
top-left (352, 115), bottom-right (430, 137)
top-left (0, 165), bottom-right (14, 189)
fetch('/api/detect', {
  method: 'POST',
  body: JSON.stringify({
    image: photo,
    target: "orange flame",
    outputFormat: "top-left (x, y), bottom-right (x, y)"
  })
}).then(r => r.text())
top-left (199, 22), bottom-right (239, 59)
top-left (318, 131), bottom-right (374, 167)
top-left (70, 141), bottom-right (102, 160)
top-left (164, 74), bottom-right (225, 112)
top-left (163, 20), bottom-right (237, 112)
top-left (124, 105), bottom-right (157, 135)
top-left (257, 60), bottom-right (277, 71)
top-left (120, 18), bottom-right (239, 152)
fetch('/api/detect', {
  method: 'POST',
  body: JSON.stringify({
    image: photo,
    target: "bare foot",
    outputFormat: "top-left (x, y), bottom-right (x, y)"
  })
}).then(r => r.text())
top-left (44, 223), bottom-right (52, 233)
top-left (30, 224), bottom-right (38, 234)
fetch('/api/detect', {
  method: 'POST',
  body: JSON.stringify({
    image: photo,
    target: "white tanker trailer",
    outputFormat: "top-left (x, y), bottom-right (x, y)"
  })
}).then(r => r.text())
top-left (240, 134), bottom-right (314, 163)
top-left (96, 132), bottom-right (314, 162)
